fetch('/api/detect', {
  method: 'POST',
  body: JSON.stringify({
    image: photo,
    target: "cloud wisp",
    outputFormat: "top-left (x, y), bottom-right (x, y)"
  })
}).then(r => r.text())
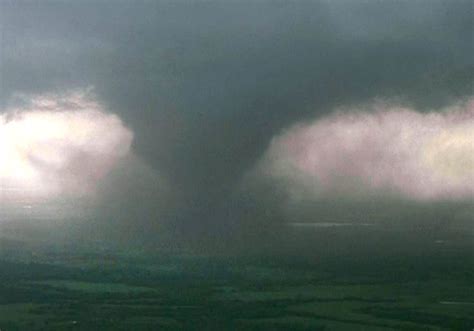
top-left (261, 98), bottom-right (474, 202)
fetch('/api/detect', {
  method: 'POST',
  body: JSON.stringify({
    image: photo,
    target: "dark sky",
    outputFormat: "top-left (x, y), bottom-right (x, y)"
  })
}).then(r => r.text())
top-left (0, 1), bottom-right (473, 251)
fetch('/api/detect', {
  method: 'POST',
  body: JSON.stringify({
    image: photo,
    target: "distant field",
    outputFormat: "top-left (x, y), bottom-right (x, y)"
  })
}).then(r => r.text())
top-left (0, 235), bottom-right (473, 330)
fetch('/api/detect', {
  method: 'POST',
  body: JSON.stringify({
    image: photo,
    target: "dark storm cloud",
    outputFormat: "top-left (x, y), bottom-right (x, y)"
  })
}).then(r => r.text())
top-left (1, 1), bottom-right (472, 247)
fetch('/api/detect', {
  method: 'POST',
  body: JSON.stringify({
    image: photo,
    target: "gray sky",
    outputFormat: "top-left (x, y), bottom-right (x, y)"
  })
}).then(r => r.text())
top-left (0, 1), bottom-right (472, 251)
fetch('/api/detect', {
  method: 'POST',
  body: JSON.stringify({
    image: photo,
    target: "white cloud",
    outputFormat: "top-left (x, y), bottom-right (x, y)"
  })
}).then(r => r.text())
top-left (261, 98), bottom-right (474, 202)
top-left (0, 90), bottom-right (133, 202)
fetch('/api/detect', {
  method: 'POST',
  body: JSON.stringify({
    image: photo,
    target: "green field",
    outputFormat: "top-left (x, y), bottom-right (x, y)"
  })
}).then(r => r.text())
top-left (1, 237), bottom-right (473, 331)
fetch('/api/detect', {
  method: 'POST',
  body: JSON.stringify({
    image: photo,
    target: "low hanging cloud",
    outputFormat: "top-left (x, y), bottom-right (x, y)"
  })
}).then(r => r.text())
top-left (0, 90), bottom-right (133, 202)
top-left (261, 98), bottom-right (474, 202)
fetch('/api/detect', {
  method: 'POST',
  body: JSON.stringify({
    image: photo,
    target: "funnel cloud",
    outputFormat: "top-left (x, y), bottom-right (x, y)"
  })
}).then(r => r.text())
top-left (0, 0), bottom-right (472, 248)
